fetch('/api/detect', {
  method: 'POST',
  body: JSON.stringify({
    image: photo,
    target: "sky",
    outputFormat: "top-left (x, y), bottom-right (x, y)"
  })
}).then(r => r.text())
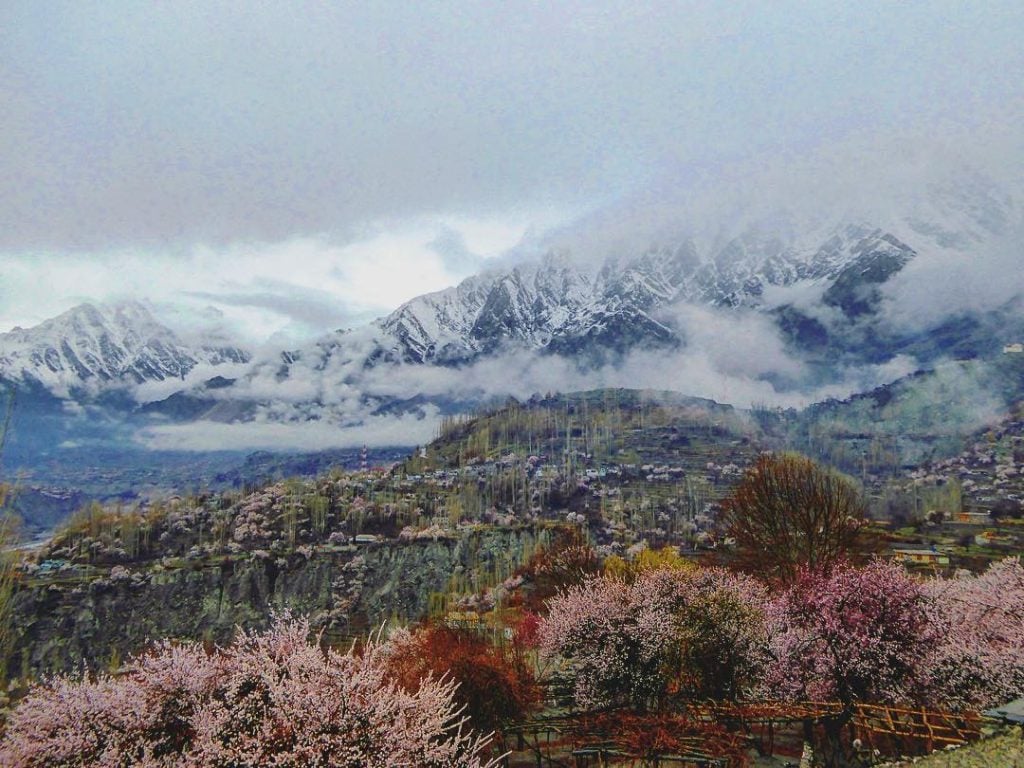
top-left (2, 1), bottom-right (1023, 342)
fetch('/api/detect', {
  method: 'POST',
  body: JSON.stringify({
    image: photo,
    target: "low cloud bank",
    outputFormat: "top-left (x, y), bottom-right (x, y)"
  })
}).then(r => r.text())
top-left (128, 126), bottom-right (1024, 452)
top-left (136, 408), bottom-right (442, 452)
top-left (130, 298), bottom-right (930, 451)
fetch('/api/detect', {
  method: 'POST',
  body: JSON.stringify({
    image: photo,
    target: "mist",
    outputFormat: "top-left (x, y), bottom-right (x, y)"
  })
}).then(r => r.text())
top-left (4, 3), bottom-right (1023, 453)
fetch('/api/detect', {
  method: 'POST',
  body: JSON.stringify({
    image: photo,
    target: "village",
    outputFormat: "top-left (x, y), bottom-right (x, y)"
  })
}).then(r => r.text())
top-left (20, 391), bottom-right (1024, 602)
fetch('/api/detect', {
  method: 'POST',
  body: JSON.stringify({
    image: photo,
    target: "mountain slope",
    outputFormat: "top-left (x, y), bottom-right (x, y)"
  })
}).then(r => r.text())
top-left (371, 223), bottom-right (929, 367)
top-left (0, 302), bottom-right (250, 394)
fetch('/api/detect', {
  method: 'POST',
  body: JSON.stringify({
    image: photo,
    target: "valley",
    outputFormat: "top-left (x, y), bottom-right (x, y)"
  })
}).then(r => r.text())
top-left (8, 381), bottom-right (1024, 683)
top-left (4, 6), bottom-right (1023, 764)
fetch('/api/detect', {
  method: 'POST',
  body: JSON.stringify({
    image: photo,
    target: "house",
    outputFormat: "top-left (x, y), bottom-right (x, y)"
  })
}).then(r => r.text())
top-left (1004, 343), bottom-right (1024, 354)
top-left (893, 549), bottom-right (950, 566)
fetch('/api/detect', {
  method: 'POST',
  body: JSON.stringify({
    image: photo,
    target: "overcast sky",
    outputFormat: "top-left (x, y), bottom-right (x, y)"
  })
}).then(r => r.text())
top-left (2, 1), bottom-right (1022, 341)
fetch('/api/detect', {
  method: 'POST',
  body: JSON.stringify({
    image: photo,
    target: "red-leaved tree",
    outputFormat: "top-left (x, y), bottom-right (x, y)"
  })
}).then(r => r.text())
top-left (383, 623), bottom-right (540, 737)
top-left (509, 534), bottom-right (601, 614)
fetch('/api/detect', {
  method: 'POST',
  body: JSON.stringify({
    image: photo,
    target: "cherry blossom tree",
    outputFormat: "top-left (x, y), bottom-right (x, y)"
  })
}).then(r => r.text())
top-left (539, 574), bottom-right (646, 709)
top-left (759, 561), bottom-right (938, 767)
top-left (539, 567), bottom-right (768, 710)
top-left (922, 556), bottom-right (1024, 710)
top-left (0, 614), bottom-right (498, 768)
top-left (762, 560), bottom-right (935, 709)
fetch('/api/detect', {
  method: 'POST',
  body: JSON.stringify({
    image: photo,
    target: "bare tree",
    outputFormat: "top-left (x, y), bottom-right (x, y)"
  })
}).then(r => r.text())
top-left (720, 453), bottom-right (871, 582)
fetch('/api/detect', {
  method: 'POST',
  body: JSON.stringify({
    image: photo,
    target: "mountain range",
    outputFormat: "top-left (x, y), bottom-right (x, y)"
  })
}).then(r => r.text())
top-left (0, 302), bottom-right (249, 396)
top-left (2, 161), bottom-right (1023, 466)
top-left (373, 223), bottom-right (918, 366)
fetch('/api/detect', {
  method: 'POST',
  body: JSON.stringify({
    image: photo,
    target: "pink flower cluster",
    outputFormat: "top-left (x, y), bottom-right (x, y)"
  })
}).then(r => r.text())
top-left (763, 560), bottom-right (936, 707)
top-left (541, 558), bottom-right (1024, 714)
top-left (539, 568), bottom-right (768, 709)
top-left (232, 485), bottom-right (288, 546)
top-left (922, 557), bottom-right (1024, 709)
top-left (0, 615), bottom-right (497, 768)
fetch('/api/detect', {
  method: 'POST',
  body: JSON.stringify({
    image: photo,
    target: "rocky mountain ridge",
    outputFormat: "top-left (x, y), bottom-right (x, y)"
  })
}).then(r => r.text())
top-left (0, 302), bottom-right (250, 395)
top-left (1, 163), bottom-right (1021, 462)
top-left (372, 223), bottom-right (919, 366)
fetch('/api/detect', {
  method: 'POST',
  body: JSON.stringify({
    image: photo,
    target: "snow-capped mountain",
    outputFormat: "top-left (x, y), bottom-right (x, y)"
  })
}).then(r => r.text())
top-left (369, 223), bottom-right (918, 366)
top-left (6, 155), bottom-right (1023, 459)
top-left (0, 302), bottom-right (251, 394)
top-left (376, 252), bottom-right (678, 363)
top-left (364, 161), bottom-right (1021, 370)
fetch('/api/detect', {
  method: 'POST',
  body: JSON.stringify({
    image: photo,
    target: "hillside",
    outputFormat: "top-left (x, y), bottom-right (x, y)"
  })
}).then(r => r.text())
top-left (7, 389), bottom-right (767, 674)
top-left (15, 381), bottom-right (1022, 677)
top-left (3, 386), bottom-right (1023, 768)
top-left (783, 354), bottom-right (1024, 480)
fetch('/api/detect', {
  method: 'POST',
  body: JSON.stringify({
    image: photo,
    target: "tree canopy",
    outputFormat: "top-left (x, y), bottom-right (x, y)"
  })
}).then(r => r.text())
top-left (721, 453), bottom-right (872, 582)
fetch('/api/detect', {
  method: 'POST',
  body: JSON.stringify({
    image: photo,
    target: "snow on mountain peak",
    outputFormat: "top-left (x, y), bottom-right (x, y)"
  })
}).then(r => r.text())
top-left (0, 301), bottom-right (251, 394)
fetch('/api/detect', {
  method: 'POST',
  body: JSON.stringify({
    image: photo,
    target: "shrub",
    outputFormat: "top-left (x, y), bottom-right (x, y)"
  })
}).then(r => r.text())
top-left (603, 545), bottom-right (694, 582)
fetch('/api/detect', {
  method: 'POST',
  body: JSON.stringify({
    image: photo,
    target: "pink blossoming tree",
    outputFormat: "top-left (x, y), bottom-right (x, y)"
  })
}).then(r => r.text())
top-left (0, 615), bottom-right (497, 768)
top-left (922, 556), bottom-right (1024, 710)
top-left (762, 560), bottom-right (935, 710)
top-left (539, 567), bottom-right (768, 710)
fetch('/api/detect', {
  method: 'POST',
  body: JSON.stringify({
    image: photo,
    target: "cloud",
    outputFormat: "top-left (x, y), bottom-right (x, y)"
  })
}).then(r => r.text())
top-left (880, 218), bottom-right (1024, 334)
top-left (2, 3), bottom-right (1020, 368)
top-left (137, 409), bottom-right (441, 452)
top-left (2, 2), bottom-right (1021, 252)
top-left (4, 0), bottom-right (1022, 458)
top-left (0, 216), bottom-right (546, 342)
top-left (187, 346), bottom-right (910, 451)
top-left (132, 361), bottom-right (254, 405)
top-left (145, 294), bottom-right (924, 452)
top-left (186, 282), bottom-right (355, 334)
top-left (427, 227), bottom-right (484, 275)
top-left (539, 121), bottom-right (1024, 266)
top-left (340, 305), bottom-right (809, 408)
